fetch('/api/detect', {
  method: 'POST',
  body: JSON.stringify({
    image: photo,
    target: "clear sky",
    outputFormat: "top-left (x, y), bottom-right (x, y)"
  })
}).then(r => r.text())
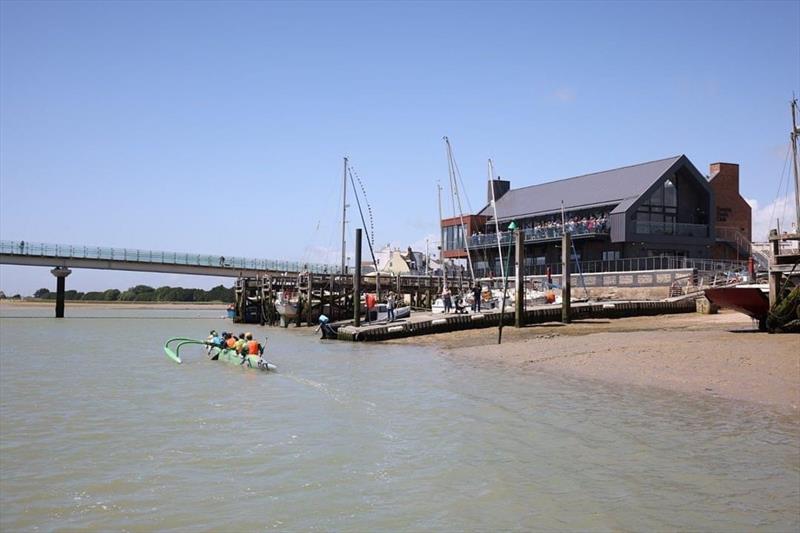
top-left (1, 0), bottom-right (798, 295)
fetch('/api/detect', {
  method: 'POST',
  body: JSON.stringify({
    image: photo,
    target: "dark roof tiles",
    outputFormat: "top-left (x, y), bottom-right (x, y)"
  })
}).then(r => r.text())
top-left (479, 155), bottom-right (684, 221)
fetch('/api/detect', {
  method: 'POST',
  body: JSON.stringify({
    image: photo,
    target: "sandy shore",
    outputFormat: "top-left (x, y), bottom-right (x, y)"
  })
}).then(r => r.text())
top-left (0, 301), bottom-right (227, 310)
top-left (390, 311), bottom-right (800, 411)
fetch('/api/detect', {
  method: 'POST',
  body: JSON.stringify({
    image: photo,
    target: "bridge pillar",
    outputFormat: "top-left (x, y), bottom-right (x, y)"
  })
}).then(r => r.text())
top-left (51, 267), bottom-right (72, 318)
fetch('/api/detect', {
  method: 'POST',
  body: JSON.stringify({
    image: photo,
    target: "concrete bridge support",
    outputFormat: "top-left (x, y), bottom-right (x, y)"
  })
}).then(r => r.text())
top-left (50, 267), bottom-right (72, 318)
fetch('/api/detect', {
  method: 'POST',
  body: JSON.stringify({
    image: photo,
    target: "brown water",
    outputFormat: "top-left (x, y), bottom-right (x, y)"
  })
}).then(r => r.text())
top-left (1, 306), bottom-right (798, 531)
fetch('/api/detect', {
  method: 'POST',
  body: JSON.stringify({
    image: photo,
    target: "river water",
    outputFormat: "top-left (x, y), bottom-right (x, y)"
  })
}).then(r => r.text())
top-left (1, 306), bottom-right (798, 531)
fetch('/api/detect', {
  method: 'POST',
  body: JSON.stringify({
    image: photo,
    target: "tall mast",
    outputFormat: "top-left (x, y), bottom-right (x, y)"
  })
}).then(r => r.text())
top-left (443, 137), bottom-right (475, 282)
top-left (488, 158), bottom-right (505, 280)
top-left (437, 181), bottom-right (445, 285)
top-left (791, 97), bottom-right (800, 233)
top-left (341, 156), bottom-right (348, 273)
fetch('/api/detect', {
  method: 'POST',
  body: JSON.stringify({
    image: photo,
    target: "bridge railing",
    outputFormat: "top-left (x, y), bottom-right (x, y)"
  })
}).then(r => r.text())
top-left (0, 240), bottom-right (343, 275)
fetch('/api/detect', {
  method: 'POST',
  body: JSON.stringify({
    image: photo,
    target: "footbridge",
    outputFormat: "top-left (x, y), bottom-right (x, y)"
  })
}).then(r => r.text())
top-left (0, 240), bottom-right (341, 316)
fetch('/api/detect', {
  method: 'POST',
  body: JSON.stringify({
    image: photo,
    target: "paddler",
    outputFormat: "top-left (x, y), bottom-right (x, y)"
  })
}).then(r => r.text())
top-left (225, 333), bottom-right (237, 350)
top-left (234, 333), bottom-right (246, 354)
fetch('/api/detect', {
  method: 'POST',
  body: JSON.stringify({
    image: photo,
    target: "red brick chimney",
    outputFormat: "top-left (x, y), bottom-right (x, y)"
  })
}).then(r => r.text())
top-left (708, 162), bottom-right (751, 241)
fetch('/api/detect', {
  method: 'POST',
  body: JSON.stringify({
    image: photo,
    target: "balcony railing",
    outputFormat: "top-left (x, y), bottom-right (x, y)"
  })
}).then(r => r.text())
top-left (467, 223), bottom-right (610, 249)
top-left (634, 221), bottom-right (709, 237)
top-left (472, 256), bottom-right (748, 278)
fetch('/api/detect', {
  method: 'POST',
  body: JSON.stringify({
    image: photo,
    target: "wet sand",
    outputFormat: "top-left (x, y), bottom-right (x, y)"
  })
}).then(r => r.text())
top-left (390, 312), bottom-right (800, 411)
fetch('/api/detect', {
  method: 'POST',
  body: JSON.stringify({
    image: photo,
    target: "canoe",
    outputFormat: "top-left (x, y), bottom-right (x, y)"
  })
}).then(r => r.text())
top-left (164, 337), bottom-right (276, 371)
top-left (208, 346), bottom-right (277, 371)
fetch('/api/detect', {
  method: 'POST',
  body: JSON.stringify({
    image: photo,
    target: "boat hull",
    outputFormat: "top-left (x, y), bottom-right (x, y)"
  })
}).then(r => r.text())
top-left (705, 287), bottom-right (770, 328)
top-left (209, 347), bottom-right (277, 371)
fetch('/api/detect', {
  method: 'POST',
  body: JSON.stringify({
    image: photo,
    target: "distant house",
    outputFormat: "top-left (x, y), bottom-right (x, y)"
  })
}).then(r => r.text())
top-left (362, 246), bottom-right (435, 275)
top-left (440, 155), bottom-right (752, 276)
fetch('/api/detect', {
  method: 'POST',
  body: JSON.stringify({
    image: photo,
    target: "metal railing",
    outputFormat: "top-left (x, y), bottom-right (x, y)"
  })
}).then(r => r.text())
top-left (634, 221), bottom-right (709, 237)
top-left (467, 223), bottom-right (610, 249)
top-left (0, 240), bottom-right (343, 275)
top-left (472, 256), bottom-right (749, 278)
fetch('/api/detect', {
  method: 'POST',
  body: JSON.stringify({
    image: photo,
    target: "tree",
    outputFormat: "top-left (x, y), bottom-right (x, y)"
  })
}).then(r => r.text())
top-left (82, 291), bottom-right (105, 301)
top-left (103, 289), bottom-right (120, 301)
top-left (33, 288), bottom-right (50, 298)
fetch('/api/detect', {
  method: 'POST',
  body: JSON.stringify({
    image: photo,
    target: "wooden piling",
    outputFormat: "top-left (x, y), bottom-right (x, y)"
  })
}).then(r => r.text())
top-left (561, 232), bottom-right (571, 323)
top-left (353, 228), bottom-right (362, 327)
top-left (515, 229), bottom-right (524, 328)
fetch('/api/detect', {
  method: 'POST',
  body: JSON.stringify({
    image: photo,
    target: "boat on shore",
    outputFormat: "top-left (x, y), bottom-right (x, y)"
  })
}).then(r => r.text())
top-left (164, 337), bottom-right (276, 371)
top-left (704, 284), bottom-right (770, 330)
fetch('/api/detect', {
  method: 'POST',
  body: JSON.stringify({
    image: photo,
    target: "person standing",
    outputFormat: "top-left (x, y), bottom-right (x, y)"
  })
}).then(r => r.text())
top-left (387, 292), bottom-right (396, 322)
top-left (472, 284), bottom-right (482, 312)
top-left (443, 287), bottom-right (452, 314)
top-left (365, 292), bottom-right (376, 323)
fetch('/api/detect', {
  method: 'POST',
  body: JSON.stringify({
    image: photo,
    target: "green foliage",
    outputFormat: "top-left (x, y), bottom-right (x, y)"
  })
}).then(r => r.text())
top-left (30, 284), bottom-right (232, 302)
top-left (82, 291), bottom-right (105, 301)
top-left (103, 289), bottom-right (121, 301)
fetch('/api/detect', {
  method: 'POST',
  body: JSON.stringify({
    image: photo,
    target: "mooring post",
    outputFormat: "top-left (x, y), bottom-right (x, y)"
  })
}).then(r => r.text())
top-left (561, 232), bottom-right (571, 323)
top-left (50, 267), bottom-right (72, 318)
top-left (515, 229), bottom-right (524, 328)
top-left (353, 228), bottom-right (362, 327)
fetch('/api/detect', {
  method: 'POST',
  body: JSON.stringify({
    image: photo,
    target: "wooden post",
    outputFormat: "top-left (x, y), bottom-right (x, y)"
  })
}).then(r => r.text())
top-left (562, 232), bottom-right (571, 323)
top-left (769, 233), bottom-right (781, 307)
top-left (306, 274), bottom-right (314, 326)
top-left (515, 229), bottom-right (524, 327)
top-left (354, 228), bottom-right (362, 326)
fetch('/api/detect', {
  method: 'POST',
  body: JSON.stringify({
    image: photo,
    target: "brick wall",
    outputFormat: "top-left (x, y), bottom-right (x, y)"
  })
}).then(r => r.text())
top-left (708, 162), bottom-right (751, 241)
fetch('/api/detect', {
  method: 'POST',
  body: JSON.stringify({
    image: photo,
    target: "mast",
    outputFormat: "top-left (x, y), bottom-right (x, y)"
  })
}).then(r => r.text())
top-left (791, 97), bottom-right (800, 233)
top-left (488, 158), bottom-right (505, 280)
top-left (341, 156), bottom-right (348, 274)
top-left (443, 137), bottom-right (475, 282)
top-left (437, 181), bottom-right (445, 285)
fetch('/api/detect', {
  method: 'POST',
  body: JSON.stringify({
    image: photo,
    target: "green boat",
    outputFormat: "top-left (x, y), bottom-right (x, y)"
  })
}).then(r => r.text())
top-left (164, 337), bottom-right (276, 371)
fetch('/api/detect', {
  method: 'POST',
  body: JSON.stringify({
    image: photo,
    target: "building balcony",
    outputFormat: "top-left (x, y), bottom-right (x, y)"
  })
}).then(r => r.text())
top-left (634, 221), bottom-right (709, 237)
top-left (465, 224), bottom-right (610, 250)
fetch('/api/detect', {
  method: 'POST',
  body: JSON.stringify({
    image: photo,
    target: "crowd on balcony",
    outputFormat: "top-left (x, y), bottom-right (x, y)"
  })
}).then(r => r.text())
top-left (522, 213), bottom-right (609, 238)
top-left (469, 213), bottom-right (609, 245)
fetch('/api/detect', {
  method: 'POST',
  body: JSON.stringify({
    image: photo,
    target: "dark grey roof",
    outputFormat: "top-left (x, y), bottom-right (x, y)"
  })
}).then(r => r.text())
top-left (478, 155), bottom-right (684, 221)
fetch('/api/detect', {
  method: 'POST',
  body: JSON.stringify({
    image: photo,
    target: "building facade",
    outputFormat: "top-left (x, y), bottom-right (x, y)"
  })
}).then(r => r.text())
top-left (440, 155), bottom-right (752, 277)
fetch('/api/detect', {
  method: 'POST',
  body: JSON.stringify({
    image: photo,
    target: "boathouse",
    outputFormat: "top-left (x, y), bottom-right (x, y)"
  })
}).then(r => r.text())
top-left (441, 155), bottom-right (753, 277)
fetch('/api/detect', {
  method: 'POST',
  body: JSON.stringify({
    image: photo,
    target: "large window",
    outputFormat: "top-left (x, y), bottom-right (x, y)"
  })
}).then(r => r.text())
top-left (442, 225), bottom-right (464, 251)
top-left (636, 178), bottom-right (677, 231)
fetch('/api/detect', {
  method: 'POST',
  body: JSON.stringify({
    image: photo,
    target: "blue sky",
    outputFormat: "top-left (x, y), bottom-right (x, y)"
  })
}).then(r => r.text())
top-left (1, 0), bottom-right (798, 295)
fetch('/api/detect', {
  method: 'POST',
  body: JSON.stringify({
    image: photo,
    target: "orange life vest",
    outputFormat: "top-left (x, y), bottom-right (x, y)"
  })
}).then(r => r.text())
top-left (366, 293), bottom-right (376, 309)
top-left (247, 340), bottom-right (259, 355)
top-left (226, 337), bottom-right (236, 348)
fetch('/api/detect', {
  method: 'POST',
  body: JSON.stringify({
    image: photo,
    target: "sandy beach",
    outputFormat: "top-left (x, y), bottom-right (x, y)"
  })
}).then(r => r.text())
top-left (0, 301), bottom-right (228, 310)
top-left (390, 311), bottom-right (800, 411)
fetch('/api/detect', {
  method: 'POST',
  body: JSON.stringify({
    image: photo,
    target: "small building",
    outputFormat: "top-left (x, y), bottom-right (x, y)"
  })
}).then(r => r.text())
top-left (440, 155), bottom-right (752, 277)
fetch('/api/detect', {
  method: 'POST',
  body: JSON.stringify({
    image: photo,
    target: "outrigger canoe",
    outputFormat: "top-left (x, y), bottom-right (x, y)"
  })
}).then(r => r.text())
top-left (164, 337), bottom-right (276, 371)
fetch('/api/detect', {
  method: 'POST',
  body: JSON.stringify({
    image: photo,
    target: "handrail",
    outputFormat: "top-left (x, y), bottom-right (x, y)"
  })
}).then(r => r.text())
top-left (0, 240), bottom-right (342, 275)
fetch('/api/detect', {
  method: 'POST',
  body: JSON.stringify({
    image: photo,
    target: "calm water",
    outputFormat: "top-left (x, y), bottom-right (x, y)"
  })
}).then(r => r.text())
top-left (1, 306), bottom-right (798, 531)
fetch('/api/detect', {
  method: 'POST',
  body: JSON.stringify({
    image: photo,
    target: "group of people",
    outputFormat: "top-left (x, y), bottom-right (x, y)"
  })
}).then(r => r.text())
top-left (364, 291), bottom-right (398, 323)
top-left (440, 286), bottom-right (481, 314)
top-left (470, 213), bottom-right (609, 244)
top-left (206, 330), bottom-right (264, 360)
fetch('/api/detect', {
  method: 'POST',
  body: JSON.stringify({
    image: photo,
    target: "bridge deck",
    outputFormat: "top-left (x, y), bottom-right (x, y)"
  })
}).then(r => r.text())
top-left (0, 240), bottom-right (342, 277)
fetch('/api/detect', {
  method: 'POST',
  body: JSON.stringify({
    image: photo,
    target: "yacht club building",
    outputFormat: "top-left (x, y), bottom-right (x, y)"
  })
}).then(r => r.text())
top-left (440, 155), bottom-right (752, 277)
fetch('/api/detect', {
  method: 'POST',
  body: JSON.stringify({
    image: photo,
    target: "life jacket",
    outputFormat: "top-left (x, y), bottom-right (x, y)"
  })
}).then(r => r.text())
top-left (366, 293), bottom-right (376, 309)
top-left (226, 337), bottom-right (236, 348)
top-left (247, 340), bottom-right (260, 355)
top-left (234, 339), bottom-right (246, 353)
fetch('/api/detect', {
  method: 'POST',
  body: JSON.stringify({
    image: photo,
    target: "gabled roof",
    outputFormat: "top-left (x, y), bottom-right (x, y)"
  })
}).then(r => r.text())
top-left (478, 155), bottom-right (684, 221)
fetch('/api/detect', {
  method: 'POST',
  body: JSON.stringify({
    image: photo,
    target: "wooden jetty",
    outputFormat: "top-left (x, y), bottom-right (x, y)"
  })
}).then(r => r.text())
top-left (232, 271), bottom-right (470, 326)
top-left (332, 300), bottom-right (697, 342)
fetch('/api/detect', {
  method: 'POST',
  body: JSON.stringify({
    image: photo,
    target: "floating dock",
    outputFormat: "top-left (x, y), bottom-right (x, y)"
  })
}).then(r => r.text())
top-left (333, 300), bottom-right (697, 341)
